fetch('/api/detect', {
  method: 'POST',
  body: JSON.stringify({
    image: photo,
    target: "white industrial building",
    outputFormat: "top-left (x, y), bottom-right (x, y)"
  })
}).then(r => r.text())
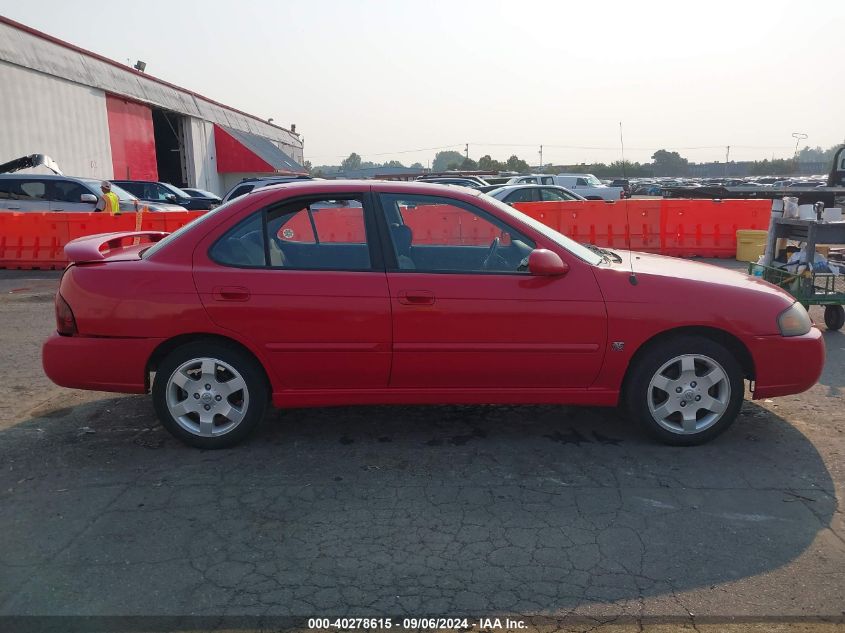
top-left (0, 16), bottom-right (306, 196)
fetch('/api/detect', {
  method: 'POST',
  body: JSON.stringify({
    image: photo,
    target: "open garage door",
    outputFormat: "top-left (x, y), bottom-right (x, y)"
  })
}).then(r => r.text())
top-left (152, 108), bottom-right (188, 187)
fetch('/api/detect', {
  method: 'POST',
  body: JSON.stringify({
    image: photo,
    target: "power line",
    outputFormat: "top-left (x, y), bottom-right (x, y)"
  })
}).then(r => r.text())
top-left (307, 141), bottom-right (798, 162)
top-left (307, 143), bottom-right (464, 161)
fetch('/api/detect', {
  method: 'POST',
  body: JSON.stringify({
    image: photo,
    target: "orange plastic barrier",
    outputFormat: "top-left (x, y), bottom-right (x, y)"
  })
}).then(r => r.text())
top-left (0, 211), bottom-right (204, 270)
top-left (660, 199), bottom-right (769, 258)
top-left (513, 200), bottom-right (664, 252)
top-left (0, 200), bottom-right (774, 270)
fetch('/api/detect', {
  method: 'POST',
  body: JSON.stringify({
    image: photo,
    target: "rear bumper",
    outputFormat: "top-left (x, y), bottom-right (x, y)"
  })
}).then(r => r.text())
top-left (749, 327), bottom-right (825, 399)
top-left (42, 332), bottom-right (162, 394)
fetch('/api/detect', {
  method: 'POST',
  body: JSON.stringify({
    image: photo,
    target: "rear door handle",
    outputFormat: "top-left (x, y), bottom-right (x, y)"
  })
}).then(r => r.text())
top-left (397, 290), bottom-right (435, 306)
top-left (212, 286), bottom-right (251, 302)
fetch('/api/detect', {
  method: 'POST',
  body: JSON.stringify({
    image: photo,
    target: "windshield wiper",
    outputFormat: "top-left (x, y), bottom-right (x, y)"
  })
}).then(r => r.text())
top-left (582, 243), bottom-right (622, 264)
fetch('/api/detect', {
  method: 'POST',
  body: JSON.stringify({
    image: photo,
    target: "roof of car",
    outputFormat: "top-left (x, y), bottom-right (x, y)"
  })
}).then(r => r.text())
top-left (245, 178), bottom-right (486, 199)
top-left (0, 173), bottom-right (89, 180)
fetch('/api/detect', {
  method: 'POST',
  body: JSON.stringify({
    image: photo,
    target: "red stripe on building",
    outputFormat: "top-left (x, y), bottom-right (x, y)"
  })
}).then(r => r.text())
top-left (213, 125), bottom-right (276, 173)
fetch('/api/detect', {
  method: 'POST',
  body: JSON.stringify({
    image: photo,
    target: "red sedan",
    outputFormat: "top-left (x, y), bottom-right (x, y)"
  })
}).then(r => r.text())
top-left (43, 181), bottom-right (825, 448)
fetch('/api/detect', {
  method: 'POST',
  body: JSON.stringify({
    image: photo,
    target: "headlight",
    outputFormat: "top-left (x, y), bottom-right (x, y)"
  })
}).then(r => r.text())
top-left (777, 302), bottom-right (812, 337)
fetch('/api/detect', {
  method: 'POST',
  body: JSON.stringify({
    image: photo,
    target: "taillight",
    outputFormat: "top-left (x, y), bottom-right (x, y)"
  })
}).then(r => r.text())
top-left (55, 293), bottom-right (77, 336)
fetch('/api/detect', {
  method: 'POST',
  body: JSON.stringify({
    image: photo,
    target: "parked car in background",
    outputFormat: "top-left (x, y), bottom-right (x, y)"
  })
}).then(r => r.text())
top-left (182, 187), bottom-right (222, 202)
top-left (44, 180), bottom-right (824, 449)
top-left (221, 175), bottom-right (314, 204)
top-left (415, 177), bottom-right (486, 189)
top-left (417, 174), bottom-right (489, 188)
top-left (552, 174), bottom-right (623, 200)
top-left (505, 174), bottom-right (558, 186)
top-left (505, 174), bottom-right (621, 199)
top-left (111, 180), bottom-right (218, 211)
top-left (609, 178), bottom-right (632, 197)
top-left (0, 174), bottom-right (186, 212)
top-left (631, 181), bottom-right (663, 196)
top-left (486, 184), bottom-right (585, 204)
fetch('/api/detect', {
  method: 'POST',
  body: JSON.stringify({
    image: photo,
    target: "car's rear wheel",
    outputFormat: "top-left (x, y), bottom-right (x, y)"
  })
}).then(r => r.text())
top-left (152, 341), bottom-right (268, 449)
top-left (624, 336), bottom-right (744, 446)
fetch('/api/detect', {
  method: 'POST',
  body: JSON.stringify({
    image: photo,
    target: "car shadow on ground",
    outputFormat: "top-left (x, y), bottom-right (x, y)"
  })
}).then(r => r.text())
top-left (0, 396), bottom-right (836, 621)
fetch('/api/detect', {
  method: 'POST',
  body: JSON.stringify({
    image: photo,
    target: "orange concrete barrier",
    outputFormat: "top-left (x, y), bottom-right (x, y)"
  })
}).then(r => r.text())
top-left (0, 211), bottom-right (204, 269)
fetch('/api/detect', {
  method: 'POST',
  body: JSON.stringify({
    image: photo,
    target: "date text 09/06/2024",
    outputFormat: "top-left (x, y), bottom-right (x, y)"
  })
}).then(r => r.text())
top-left (307, 618), bottom-right (526, 629)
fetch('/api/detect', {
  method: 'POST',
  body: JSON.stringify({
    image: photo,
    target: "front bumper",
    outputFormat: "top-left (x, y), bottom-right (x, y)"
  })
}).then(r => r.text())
top-left (42, 332), bottom-right (162, 394)
top-left (748, 327), bottom-right (826, 399)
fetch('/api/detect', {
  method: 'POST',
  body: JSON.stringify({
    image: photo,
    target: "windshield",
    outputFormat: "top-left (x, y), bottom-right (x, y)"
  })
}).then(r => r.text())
top-left (141, 199), bottom-right (236, 258)
top-left (80, 179), bottom-right (136, 201)
top-left (584, 174), bottom-right (602, 186)
top-left (483, 195), bottom-right (603, 265)
top-left (161, 182), bottom-right (191, 197)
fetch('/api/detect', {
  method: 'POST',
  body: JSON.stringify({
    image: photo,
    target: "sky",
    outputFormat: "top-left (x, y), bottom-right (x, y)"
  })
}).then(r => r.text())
top-left (1, 0), bottom-right (843, 167)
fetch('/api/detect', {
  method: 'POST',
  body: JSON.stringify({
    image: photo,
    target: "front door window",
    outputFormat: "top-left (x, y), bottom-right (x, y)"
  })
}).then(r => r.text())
top-left (378, 194), bottom-right (535, 274)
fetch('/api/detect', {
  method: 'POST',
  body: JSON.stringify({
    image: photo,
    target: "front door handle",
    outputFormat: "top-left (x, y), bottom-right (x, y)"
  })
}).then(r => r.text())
top-left (212, 286), bottom-right (251, 302)
top-left (397, 290), bottom-right (435, 306)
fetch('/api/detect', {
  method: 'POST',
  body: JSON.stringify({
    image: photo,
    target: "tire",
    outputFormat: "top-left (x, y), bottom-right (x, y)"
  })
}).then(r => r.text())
top-left (152, 341), bottom-right (268, 449)
top-left (624, 335), bottom-right (744, 446)
top-left (824, 305), bottom-right (845, 331)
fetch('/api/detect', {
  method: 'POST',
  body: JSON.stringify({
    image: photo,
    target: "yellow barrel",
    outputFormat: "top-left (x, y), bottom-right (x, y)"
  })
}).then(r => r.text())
top-left (736, 229), bottom-right (768, 262)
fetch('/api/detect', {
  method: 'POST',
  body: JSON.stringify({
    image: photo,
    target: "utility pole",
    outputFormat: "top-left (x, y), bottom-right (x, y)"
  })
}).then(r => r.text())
top-left (725, 146), bottom-right (730, 178)
top-left (539, 145), bottom-right (543, 171)
top-left (465, 144), bottom-right (469, 161)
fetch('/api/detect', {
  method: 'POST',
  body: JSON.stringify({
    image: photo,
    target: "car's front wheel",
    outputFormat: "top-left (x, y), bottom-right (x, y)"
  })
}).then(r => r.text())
top-left (624, 336), bottom-right (744, 446)
top-left (152, 341), bottom-right (268, 449)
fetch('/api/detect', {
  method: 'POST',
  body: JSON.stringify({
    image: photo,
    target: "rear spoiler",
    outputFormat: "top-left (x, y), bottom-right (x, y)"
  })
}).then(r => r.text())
top-left (64, 231), bottom-right (168, 263)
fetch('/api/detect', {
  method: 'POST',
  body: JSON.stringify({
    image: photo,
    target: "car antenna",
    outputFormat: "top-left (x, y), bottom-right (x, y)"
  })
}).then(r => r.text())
top-left (620, 121), bottom-right (638, 286)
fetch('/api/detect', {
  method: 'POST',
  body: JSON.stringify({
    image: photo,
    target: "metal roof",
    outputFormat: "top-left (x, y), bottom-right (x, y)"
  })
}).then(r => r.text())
top-left (0, 16), bottom-right (302, 157)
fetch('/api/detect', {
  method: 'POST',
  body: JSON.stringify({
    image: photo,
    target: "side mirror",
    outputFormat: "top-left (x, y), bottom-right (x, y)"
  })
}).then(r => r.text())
top-left (528, 249), bottom-right (569, 276)
top-left (80, 193), bottom-right (97, 203)
top-left (166, 194), bottom-right (178, 203)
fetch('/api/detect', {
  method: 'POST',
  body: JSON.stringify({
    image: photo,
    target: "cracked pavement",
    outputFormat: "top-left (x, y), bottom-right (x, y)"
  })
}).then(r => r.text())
top-left (0, 268), bottom-right (843, 630)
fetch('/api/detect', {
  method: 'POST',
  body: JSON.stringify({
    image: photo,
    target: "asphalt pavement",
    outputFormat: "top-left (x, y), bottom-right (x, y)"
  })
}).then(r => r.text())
top-left (0, 265), bottom-right (843, 632)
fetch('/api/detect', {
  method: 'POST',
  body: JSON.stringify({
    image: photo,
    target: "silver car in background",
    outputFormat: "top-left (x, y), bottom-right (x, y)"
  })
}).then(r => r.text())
top-left (485, 184), bottom-right (586, 205)
top-left (0, 174), bottom-right (187, 212)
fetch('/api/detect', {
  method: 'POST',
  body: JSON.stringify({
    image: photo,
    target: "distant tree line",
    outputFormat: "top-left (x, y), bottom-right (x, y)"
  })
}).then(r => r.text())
top-left (307, 144), bottom-right (842, 179)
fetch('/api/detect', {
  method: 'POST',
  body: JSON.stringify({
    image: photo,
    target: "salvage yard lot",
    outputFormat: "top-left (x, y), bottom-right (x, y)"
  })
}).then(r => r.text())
top-left (0, 265), bottom-right (843, 628)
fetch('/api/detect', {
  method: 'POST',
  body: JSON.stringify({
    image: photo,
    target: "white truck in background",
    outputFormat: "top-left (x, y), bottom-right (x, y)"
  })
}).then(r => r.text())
top-left (506, 173), bottom-right (622, 200)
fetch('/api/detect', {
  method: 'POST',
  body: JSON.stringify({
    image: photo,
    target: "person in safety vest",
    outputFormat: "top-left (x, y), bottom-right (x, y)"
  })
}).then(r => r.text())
top-left (96, 181), bottom-right (121, 216)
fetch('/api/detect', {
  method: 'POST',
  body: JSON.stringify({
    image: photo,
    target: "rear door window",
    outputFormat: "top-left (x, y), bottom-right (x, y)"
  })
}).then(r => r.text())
top-left (209, 195), bottom-right (373, 271)
top-left (19, 180), bottom-right (49, 200)
top-left (266, 197), bottom-right (371, 270)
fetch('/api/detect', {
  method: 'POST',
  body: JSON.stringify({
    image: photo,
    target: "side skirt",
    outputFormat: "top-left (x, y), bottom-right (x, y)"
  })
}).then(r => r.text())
top-left (271, 388), bottom-right (620, 409)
